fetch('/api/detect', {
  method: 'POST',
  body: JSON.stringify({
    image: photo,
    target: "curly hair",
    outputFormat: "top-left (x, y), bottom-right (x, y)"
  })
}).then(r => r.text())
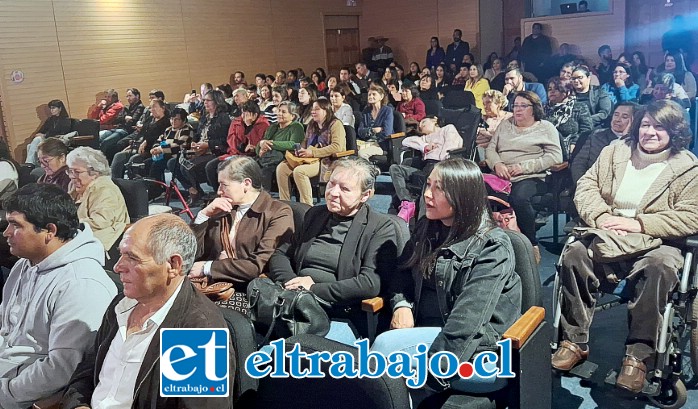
top-left (629, 99), bottom-right (692, 154)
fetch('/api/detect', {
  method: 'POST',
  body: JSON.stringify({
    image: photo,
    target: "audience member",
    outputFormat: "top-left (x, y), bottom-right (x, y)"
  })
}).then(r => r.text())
top-left (0, 140), bottom-right (18, 204)
top-left (36, 138), bottom-right (70, 192)
top-left (418, 75), bottom-right (438, 101)
top-left (520, 23), bottom-right (553, 82)
top-left (339, 66), bottom-right (361, 95)
top-left (464, 64), bottom-right (491, 110)
top-left (595, 45), bottom-right (616, 86)
top-left (298, 86), bottom-right (319, 126)
top-left (570, 65), bottom-right (612, 127)
top-left (390, 117), bottom-right (462, 222)
top-left (601, 63), bottom-right (640, 104)
top-left (66, 147), bottom-right (129, 251)
top-left (258, 84), bottom-right (274, 111)
top-left (552, 100), bottom-right (698, 394)
top-left (405, 62), bottom-right (422, 84)
top-left (371, 37), bottom-right (394, 71)
top-left (146, 107), bottom-right (194, 181)
top-left (61, 213), bottom-right (234, 409)
top-left (257, 101), bottom-right (305, 191)
top-left (231, 70), bottom-right (247, 89)
top-left (640, 73), bottom-right (691, 109)
top-left (26, 99), bottom-right (72, 165)
top-left (98, 88), bottom-right (145, 151)
top-left (559, 62), bottom-right (576, 86)
top-left (88, 89), bottom-right (124, 133)
top-left (357, 85), bottom-right (394, 161)
top-left (503, 67), bottom-right (547, 108)
top-left (656, 50), bottom-right (696, 99)
top-left (476, 90), bottom-right (513, 151)
top-left (374, 159), bottom-right (521, 399)
top-left (329, 86), bottom-right (356, 127)
top-left (445, 29), bottom-right (470, 73)
top-left (276, 99), bottom-right (346, 205)
top-left (485, 91), bottom-right (562, 262)
top-left (1, 183), bottom-right (117, 408)
top-left (484, 58), bottom-right (503, 82)
top-left (425, 37), bottom-right (446, 71)
top-left (545, 77), bottom-right (593, 155)
top-left (433, 64), bottom-right (450, 95)
top-left (263, 85), bottom-right (289, 124)
top-left (269, 156), bottom-right (398, 342)
top-left (397, 85), bottom-right (426, 127)
top-left (630, 51), bottom-right (652, 91)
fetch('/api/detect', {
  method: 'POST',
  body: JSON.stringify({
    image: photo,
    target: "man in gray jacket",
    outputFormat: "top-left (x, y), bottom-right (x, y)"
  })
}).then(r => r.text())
top-left (0, 183), bottom-right (117, 409)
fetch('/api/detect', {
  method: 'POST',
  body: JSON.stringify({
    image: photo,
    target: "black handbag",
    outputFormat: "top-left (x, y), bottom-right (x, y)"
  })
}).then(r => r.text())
top-left (247, 277), bottom-right (331, 345)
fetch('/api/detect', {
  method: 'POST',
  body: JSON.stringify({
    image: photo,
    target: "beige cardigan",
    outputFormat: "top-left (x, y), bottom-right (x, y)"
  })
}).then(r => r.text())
top-left (575, 141), bottom-right (698, 240)
top-left (73, 176), bottom-right (129, 250)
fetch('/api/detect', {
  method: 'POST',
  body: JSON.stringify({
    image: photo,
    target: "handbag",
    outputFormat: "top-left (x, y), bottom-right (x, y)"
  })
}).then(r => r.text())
top-left (483, 173), bottom-right (512, 195)
top-left (190, 276), bottom-right (235, 302)
top-left (488, 196), bottom-right (521, 232)
top-left (284, 150), bottom-right (320, 170)
top-left (247, 277), bottom-right (330, 345)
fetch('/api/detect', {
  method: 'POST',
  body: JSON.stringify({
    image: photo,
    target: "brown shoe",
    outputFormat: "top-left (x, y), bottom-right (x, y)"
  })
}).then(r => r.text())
top-left (552, 340), bottom-right (589, 371)
top-left (615, 355), bottom-right (646, 394)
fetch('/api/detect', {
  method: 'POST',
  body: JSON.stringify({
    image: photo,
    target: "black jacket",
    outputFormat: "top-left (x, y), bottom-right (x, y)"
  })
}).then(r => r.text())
top-left (581, 86), bottom-right (612, 127)
top-left (61, 279), bottom-right (234, 409)
top-left (196, 113), bottom-right (232, 156)
top-left (391, 225), bottom-right (521, 372)
top-left (38, 116), bottom-right (73, 138)
top-left (570, 127), bottom-right (623, 185)
top-left (267, 204), bottom-right (398, 306)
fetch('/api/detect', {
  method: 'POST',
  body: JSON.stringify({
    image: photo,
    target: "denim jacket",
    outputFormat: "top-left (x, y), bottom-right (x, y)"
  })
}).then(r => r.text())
top-left (390, 225), bottom-right (522, 381)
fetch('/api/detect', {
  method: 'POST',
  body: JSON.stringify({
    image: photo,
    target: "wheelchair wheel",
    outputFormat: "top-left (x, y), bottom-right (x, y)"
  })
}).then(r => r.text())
top-left (689, 296), bottom-right (698, 384)
top-left (648, 379), bottom-right (687, 409)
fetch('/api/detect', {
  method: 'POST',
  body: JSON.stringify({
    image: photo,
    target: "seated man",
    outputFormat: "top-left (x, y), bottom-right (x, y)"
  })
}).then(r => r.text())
top-left (1, 183), bottom-right (117, 408)
top-left (570, 101), bottom-right (638, 186)
top-left (61, 213), bottom-right (234, 408)
top-left (88, 89), bottom-right (124, 135)
top-left (98, 88), bottom-right (145, 148)
top-left (190, 157), bottom-right (293, 297)
top-left (502, 67), bottom-right (547, 108)
top-left (552, 100), bottom-right (698, 394)
top-left (389, 117), bottom-right (462, 223)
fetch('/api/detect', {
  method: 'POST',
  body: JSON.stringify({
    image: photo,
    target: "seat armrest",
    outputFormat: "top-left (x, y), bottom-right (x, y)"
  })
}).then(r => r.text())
top-left (503, 306), bottom-right (545, 349)
top-left (361, 297), bottom-right (384, 313)
top-left (333, 150), bottom-right (356, 158)
top-left (550, 162), bottom-right (569, 172)
top-left (32, 392), bottom-right (63, 409)
top-left (685, 235), bottom-right (698, 248)
top-left (389, 132), bottom-right (406, 139)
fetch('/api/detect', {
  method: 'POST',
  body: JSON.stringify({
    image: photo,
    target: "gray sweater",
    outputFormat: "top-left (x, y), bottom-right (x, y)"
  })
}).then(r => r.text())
top-left (0, 224), bottom-right (117, 408)
top-left (485, 118), bottom-right (563, 182)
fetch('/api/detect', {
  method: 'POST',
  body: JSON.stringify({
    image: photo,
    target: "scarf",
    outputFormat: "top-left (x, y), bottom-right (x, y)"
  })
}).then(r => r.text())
top-left (545, 96), bottom-right (576, 128)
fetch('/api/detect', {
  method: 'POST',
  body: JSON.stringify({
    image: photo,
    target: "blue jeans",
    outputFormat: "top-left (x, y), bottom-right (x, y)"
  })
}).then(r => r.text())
top-left (371, 327), bottom-right (508, 394)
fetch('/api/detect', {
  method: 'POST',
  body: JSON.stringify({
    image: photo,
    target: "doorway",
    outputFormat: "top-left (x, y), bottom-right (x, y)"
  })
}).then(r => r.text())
top-left (324, 15), bottom-right (360, 74)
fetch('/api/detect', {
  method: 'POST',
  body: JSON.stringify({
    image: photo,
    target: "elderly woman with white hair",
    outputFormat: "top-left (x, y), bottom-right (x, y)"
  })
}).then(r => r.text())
top-left (66, 147), bottom-right (129, 251)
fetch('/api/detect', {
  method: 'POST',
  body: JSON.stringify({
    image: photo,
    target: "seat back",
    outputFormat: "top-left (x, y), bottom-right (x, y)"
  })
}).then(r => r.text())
top-left (255, 334), bottom-right (411, 409)
top-left (17, 163), bottom-right (39, 188)
top-left (344, 125), bottom-right (357, 152)
top-left (392, 108), bottom-right (406, 134)
top-left (441, 89), bottom-right (476, 109)
top-left (220, 307), bottom-right (259, 407)
top-left (503, 229), bottom-right (542, 312)
top-left (423, 99), bottom-right (443, 117)
top-left (438, 106), bottom-right (481, 161)
top-left (112, 178), bottom-right (149, 222)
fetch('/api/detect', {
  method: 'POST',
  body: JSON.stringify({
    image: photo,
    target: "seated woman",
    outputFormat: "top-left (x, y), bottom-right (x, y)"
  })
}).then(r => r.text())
top-left (475, 90), bottom-right (512, 157)
top-left (601, 63), bottom-right (640, 105)
top-left (485, 91), bottom-right (563, 262)
top-left (640, 73), bottom-right (691, 109)
top-left (655, 51), bottom-right (696, 99)
top-left (0, 140), bottom-right (18, 203)
top-left (545, 77), bottom-right (593, 156)
top-left (297, 86), bottom-right (318, 126)
top-left (433, 64), bottom-right (450, 95)
top-left (397, 85), bottom-right (426, 131)
top-left (145, 107), bottom-right (194, 182)
top-left (374, 158), bottom-right (521, 396)
top-left (256, 101), bottom-right (305, 192)
top-left (404, 62), bottom-right (422, 85)
top-left (552, 100), bottom-right (698, 394)
top-left (484, 58), bottom-right (503, 82)
top-left (189, 156), bottom-right (293, 292)
top-left (263, 85), bottom-right (289, 124)
top-left (329, 86), bottom-right (355, 127)
top-left (464, 63), bottom-right (490, 110)
top-left (180, 90), bottom-right (232, 204)
top-left (36, 137), bottom-right (71, 192)
top-left (258, 84), bottom-right (274, 112)
top-left (558, 62), bottom-right (576, 87)
top-left (311, 72), bottom-right (326, 93)
top-left (357, 85), bottom-right (394, 160)
top-left (26, 100), bottom-right (72, 165)
top-left (276, 99), bottom-right (346, 205)
top-left (268, 156), bottom-right (399, 342)
top-left (418, 75), bottom-right (438, 101)
top-left (205, 101), bottom-right (270, 192)
top-left (66, 147), bottom-right (129, 251)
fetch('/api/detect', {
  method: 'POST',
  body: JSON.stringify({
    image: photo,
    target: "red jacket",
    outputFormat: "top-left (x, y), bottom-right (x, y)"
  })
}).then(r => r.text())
top-left (225, 116), bottom-right (270, 156)
top-left (397, 98), bottom-right (426, 122)
top-left (88, 101), bottom-right (124, 130)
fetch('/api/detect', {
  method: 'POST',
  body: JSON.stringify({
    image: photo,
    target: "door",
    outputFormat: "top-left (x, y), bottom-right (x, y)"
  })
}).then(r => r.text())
top-left (325, 28), bottom-right (360, 74)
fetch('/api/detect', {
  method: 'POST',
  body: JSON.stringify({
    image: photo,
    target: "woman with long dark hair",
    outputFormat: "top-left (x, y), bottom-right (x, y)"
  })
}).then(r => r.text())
top-left (26, 99), bottom-right (72, 165)
top-left (631, 51), bottom-right (651, 91)
top-left (656, 51), bottom-right (696, 99)
top-left (601, 63), bottom-right (640, 105)
top-left (374, 158), bottom-right (522, 396)
top-left (425, 36), bottom-right (446, 71)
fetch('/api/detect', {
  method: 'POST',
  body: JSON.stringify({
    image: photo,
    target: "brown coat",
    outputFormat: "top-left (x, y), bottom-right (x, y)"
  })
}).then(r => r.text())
top-left (192, 191), bottom-right (294, 288)
top-left (575, 141), bottom-right (698, 239)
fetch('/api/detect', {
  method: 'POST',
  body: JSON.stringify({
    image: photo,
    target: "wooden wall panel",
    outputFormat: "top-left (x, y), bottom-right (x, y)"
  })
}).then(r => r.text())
top-left (522, 0), bottom-right (626, 68)
top-left (360, 0), bottom-right (479, 70)
top-left (0, 0), bottom-right (359, 160)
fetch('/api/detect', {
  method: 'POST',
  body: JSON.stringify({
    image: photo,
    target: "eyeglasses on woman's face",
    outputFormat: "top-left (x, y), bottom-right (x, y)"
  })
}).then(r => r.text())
top-left (512, 104), bottom-right (533, 110)
top-left (66, 168), bottom-right (92, 177)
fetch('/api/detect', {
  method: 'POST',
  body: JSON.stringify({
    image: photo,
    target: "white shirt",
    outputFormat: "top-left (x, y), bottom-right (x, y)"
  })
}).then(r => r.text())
top-left (91, 281), bottom-right (184, 409)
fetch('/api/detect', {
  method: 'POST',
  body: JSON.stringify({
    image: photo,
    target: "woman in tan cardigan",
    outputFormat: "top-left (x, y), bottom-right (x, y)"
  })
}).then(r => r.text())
top-left (66, 147), bottom-right (129, 251)
top-left (552, 100), bottom-right (698, 394)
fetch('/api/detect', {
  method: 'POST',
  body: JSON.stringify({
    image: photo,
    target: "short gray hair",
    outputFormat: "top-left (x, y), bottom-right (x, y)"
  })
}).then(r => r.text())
top-left (278, 101), bottom-right (299, 119)
top-left (66, 147), bottom-right (110, 176)
top-left (143, 214), bottom-right (197, 275)
top-left (330, 156), bottom-right (379, 192)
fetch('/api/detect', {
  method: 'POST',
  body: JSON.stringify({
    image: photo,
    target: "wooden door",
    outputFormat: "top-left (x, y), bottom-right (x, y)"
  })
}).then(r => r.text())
top-left (325, 28), bottom-right (360, 74)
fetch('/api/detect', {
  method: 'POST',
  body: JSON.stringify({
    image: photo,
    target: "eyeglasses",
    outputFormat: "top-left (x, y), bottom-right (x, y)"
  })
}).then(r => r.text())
top-left (38, 156), bottom-right (56, 166)
top-left (512, 104), bottom-right (533, 110)
top-left (66, 168), bottom-right (91, 177)
top-left (571, 76), bottom-right (586, 81)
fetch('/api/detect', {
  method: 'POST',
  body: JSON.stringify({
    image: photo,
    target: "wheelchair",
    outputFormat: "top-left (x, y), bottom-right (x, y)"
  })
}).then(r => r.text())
top-left (550, 233), bottom-right (698, 409)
